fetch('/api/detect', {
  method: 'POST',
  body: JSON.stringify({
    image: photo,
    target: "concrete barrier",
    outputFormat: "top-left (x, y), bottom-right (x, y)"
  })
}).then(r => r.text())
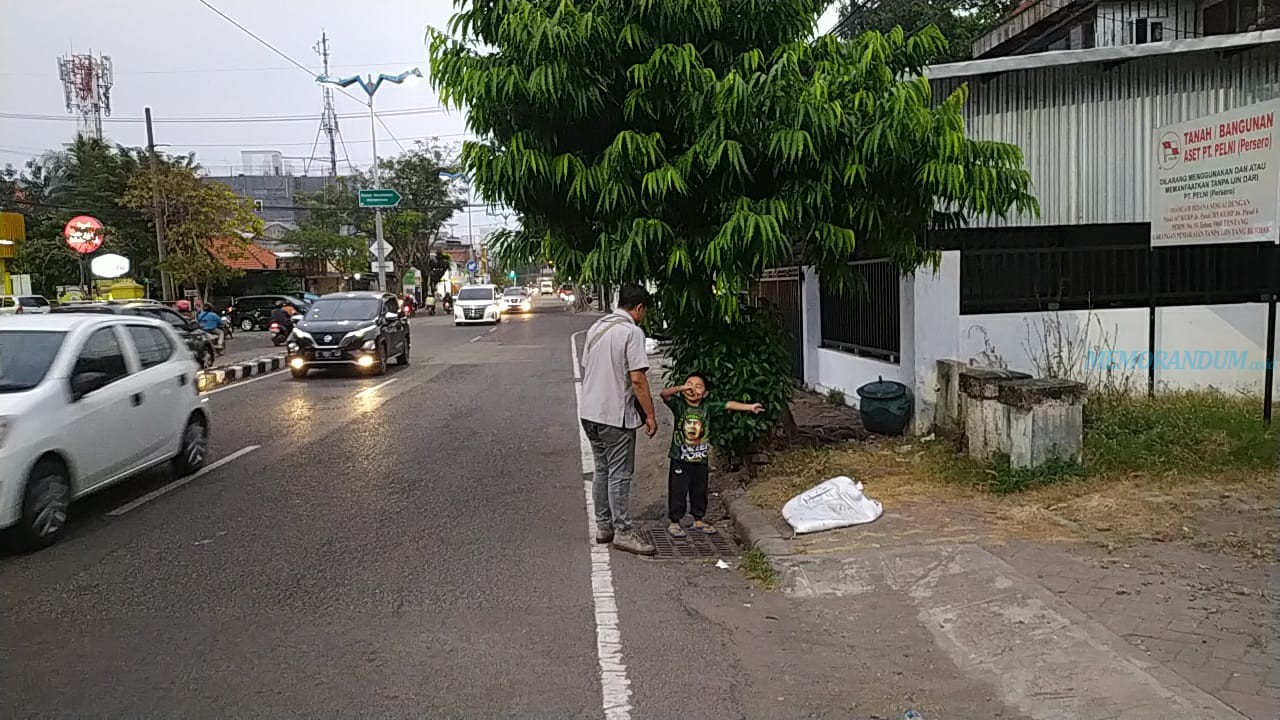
top-left (196, 353), bottom-right (285, 393)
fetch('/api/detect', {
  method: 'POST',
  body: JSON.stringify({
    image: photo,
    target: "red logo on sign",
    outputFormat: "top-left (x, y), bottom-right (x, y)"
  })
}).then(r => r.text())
top-left (64, 215), bottom-right (104, 254)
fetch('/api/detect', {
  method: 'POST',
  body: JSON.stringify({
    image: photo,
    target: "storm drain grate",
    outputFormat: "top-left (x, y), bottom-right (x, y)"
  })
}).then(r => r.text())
top-left (645, 525), bottom-right (739, 560)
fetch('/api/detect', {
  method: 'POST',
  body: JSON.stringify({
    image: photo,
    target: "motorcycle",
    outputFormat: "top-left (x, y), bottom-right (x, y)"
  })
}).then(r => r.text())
top-left (219, 313), bottom-right (234, 339)
top-left (425, 297), bottom-right (437, 316)
top-left (441, 297), bottom-right (454, 315)
top-left (401, 300), bottom-right (416, 318)
top-left (269, 320), bottom-right (291, 347)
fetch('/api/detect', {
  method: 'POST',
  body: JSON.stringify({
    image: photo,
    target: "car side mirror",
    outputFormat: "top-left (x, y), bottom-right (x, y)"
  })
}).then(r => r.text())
top-left (70, 371), bottom-right (110, 400)
top-left (384, 312), bottom-right (399, 323)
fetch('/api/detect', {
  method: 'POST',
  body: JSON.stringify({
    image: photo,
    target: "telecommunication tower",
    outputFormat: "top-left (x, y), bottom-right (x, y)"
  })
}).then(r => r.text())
top-left (57, 51), bottom-right (113, 140)
top-left (313, 31), bottom-right (340, 177)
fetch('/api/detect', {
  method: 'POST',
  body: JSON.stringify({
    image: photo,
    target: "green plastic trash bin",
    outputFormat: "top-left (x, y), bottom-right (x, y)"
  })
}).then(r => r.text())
top-left (856, 377), bottom-right (912, 436)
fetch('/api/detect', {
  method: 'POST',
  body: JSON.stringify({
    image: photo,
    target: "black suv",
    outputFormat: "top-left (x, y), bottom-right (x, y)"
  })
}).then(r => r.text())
top-left (49, 301), bottom-right (220, 367)
top-left (227, 294), bottom-right (307, 332)
top-left (284, 292), bottom-right (410, 378)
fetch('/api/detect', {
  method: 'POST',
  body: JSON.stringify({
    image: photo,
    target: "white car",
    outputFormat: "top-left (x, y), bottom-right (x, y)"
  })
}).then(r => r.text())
top-left (0, 314), bottom-right (210, 549)
top-left (502, 287), bottom-right (533, 313)
top-left (454, 284), bottom-right (503, 325)
top-left (0, 295), bottom-right (52, 315)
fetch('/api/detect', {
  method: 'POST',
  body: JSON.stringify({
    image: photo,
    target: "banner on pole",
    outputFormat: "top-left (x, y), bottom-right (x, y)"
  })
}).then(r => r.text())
top-left (1150, 99), bottom-right (1280, 247)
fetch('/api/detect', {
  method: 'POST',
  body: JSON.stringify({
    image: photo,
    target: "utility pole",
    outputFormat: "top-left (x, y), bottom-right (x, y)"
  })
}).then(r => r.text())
top-left (313, 31), bottom-right (339, 178)
top-left (145, 107), bottom-right (172, 302)
top-left (368, 92), bottom-right (388, 292)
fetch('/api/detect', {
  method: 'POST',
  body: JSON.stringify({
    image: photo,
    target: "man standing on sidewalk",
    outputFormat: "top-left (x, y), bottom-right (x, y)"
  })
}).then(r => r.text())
top-left (579, 283), bottom-right (658, 555)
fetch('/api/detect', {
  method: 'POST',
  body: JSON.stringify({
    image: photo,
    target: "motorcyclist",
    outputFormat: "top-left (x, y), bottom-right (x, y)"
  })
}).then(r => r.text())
top-left (196, 302), bottom-right (225, 351)
top-left (176, 299), bottom-right (194, 322)
top-left (269, 300), bottom-right (294, 332)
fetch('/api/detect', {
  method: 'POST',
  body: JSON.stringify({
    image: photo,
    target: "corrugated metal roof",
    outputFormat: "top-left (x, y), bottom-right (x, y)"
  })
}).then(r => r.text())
top-left (932, 38), bottom-right (1280, 227)
top-left (930, 29), bottom-right (1280, 79)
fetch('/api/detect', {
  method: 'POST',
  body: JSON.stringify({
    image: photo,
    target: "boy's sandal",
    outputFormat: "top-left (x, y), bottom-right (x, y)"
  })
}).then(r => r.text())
top-left (691, 521), bottom-right (718, 535)
top-left (667, 523), bottom-right (687, 538)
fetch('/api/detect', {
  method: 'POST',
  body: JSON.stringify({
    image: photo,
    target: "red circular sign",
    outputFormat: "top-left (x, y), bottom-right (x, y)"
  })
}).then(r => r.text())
top-left (64, 215), bottom-right (104, 254)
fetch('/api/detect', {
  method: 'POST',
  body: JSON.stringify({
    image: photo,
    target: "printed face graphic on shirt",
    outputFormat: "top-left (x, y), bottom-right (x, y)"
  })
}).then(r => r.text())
top-left (682, 415), bottom-right (705, 445)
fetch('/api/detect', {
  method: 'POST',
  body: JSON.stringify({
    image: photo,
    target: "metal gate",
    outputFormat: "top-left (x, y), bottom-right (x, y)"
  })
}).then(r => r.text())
top-left (751, 267), bottom-right (804, 381)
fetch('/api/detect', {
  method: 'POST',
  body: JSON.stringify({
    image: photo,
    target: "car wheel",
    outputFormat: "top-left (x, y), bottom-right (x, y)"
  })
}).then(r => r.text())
top-left (172, 414), bottom-right (208, 477)
top-left (374, 342), bottom-right (388, 376)
top-left (396, 336), bottom-right (410, 365)
top-left (239, 318), bottom-right (255, 332)
top-left (290, 366), bottom-right (308, 379)
top-left (13, 457), bottom-right (71, 550)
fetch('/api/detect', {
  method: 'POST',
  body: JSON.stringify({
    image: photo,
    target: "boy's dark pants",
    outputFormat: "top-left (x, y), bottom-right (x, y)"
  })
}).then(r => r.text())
top-left (668, 459), bottom-right (709, 523)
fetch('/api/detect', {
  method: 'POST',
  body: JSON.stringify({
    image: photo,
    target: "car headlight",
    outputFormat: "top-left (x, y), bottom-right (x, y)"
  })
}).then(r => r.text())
top-left (361, 340), bottom-right (376, 350)
top-left (287, 342), bottom-right (299, 352)
top-left (0, 416), bottom-right (12, 450)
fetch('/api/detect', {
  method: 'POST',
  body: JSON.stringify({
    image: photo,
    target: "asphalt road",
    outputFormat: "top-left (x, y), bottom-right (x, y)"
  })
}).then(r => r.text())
top-left (0, 297), bottom-right (1018, 719)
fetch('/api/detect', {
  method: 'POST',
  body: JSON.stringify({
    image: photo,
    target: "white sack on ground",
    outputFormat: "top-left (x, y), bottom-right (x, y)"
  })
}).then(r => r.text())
top-left (781, 476), bottom-right (883, 534)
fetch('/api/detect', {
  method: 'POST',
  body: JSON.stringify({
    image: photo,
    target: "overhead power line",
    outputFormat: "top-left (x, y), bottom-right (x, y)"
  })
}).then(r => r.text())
top-left (194, 0), bottom-right (413, 152)
top-left (0, 60), bottom-right (428, 78)
top-left (0, 107), bottom-right (451, 124)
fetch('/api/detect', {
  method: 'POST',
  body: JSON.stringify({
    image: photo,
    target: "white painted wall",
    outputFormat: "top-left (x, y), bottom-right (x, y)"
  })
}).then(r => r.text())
top-left (959, 303), bottom-right (1279, 398)
top-left (804, 252), bottom-right (1278, 435)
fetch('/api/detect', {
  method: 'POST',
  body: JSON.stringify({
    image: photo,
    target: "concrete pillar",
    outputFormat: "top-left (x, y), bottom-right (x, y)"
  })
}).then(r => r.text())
top-left (904, 251), bottom-right (961, 433)
top-left (800, 266), bottom-right (822, 388)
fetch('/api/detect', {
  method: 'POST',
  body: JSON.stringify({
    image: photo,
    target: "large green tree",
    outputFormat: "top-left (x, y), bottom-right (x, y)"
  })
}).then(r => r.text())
top-left (3, 138), bottom-right (159, 295)
top-left (432, 1), bottom-right (1036, 452)
top-left (835, 0), bottom-right (1014, 62)
top-left (123, 159), bottom-right (263, 298)
top-left (292, 142), bottom-right (461, 292)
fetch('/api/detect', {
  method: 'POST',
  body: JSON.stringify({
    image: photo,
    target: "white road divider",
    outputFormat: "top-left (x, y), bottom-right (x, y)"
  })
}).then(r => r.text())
top-left (197, 353), bottom-right (285, 393)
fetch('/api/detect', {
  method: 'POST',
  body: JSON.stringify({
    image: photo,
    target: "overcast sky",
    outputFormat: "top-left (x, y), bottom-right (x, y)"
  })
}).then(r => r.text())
top-left (1, 1), bottom-right (839, 237)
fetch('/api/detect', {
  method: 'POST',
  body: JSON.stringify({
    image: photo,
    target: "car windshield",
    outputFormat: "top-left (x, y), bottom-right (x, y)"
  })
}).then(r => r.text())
top-left (305, 298), bottom-right (380, 321)
top-left (458, 288), bottom-right (494, 301)
top-left (0, 330), bottom-right (66, 392)
top-left (504, 288), bottom-right (526, 297)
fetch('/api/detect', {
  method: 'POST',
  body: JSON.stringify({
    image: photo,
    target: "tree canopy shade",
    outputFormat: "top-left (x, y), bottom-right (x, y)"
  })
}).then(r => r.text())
top-left (429, 0), bottom-right (1035, 318)
top-left (834, 0), bottom-right (1015, 63)
top-left (429, 0), bottom-right (1037, 450)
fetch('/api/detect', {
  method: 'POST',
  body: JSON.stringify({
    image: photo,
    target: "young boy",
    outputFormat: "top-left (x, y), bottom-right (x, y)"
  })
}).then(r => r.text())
top-left (660, 374), bottom-right (763, 537)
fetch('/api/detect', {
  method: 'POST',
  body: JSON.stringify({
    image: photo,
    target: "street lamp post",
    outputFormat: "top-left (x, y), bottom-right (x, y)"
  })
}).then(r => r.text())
top-left (316, 68), bottom-right (422, 293)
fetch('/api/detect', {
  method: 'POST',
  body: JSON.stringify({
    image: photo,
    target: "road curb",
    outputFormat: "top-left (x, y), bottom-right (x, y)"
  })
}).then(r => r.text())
top-left (724, 490), bottom-right (793, 557)
top-left (196, 352), bottom-right (285, 392)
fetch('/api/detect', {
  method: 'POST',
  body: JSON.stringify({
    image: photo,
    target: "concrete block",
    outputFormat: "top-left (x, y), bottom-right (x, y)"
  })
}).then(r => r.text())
top-left (1000, 378), bottom-right (1085, 468)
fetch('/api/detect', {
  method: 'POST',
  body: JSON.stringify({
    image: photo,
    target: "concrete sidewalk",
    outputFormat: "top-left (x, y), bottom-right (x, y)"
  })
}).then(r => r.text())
top-left (727, 457), bottom-right (1275, 719)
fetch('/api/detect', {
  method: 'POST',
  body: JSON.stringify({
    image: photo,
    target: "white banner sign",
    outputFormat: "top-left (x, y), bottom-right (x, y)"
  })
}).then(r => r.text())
top-left (1150, 99), bottom-right (1280, 247)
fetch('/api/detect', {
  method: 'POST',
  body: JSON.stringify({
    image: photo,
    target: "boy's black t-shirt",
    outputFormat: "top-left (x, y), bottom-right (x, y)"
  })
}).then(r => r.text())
top-left (664, 395), bottom-right (726, 463)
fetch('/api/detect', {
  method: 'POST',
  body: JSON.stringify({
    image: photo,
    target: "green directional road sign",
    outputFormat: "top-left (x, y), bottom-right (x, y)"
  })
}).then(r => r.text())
top-left (358, 189), bottom-right (402, 208)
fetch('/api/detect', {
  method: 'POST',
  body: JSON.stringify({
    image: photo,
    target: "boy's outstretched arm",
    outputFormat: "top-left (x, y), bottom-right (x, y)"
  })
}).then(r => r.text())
top-left (659, 383), bottom-right (691, 400)
top-left (725, 400), bottom-right (765, 414)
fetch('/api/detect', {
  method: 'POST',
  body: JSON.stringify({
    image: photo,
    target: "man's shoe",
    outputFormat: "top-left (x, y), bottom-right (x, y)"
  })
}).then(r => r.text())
top-left (595, 527), bottom-right (614, 544)
top-left (611, 530), bottom-right (655, 556)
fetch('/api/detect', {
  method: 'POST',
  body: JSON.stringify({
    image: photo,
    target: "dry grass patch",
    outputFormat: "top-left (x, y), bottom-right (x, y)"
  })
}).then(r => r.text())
top-left (750, 389), bottom-right (1278, 558)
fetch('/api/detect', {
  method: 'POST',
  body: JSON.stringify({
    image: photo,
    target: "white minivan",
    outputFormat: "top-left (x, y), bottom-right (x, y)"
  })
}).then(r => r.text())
top-left (453, 284), bottom-right (503, 326)
top-left (0, 314), bottom-right (210, 548)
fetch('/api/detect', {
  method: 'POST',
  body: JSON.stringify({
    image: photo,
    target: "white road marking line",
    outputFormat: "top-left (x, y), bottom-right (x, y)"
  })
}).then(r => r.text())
top-left (355, 378), bottom-right (397, 397)
top-left (571, 333), bottom-right (632, 720)
top-left (469, 335), bottom-right (483, 343)
top-left (201, 368), bottom-right (287, 396)
top-left (107, 445), bottom-right (259, 516)
top-left (571, 330), bottom-right (584, 380)
top-left (488, 327), bottom-right (497, 333)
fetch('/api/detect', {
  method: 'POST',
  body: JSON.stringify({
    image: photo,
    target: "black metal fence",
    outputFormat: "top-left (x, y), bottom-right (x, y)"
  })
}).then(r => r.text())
top-left (750, 267), bottom-right (804, 380)
top-left (819, 259), bottom-right (900, 362)
top-left (934, 223), bottom-right (1280, 314)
